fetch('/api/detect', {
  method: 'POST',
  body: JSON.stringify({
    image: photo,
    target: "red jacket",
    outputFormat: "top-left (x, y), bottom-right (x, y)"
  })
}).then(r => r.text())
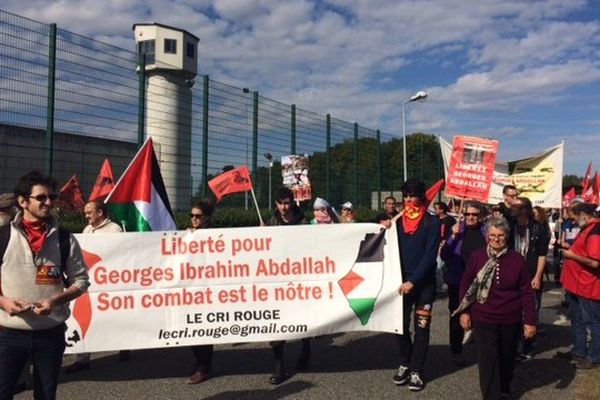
top-left (561, 218), bottom-right (600, 300)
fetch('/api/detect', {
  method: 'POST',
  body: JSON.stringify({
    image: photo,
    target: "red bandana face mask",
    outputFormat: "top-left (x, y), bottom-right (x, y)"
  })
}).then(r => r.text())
top-left (402, 200), bottom-right (425, 235)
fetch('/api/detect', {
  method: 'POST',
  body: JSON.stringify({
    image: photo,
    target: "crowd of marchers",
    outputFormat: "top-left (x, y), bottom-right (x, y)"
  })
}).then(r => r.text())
top-left (0, 172), bottom-right (599, 400)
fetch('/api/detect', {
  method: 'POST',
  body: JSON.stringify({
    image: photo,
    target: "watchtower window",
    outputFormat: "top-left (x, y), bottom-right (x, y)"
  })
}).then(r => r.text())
top-left (164, 39), bottom-right (177, 54)
top-left (137, 40), bottom-right (155, 64)
top-left (186, 42), bottom-right (195, 58)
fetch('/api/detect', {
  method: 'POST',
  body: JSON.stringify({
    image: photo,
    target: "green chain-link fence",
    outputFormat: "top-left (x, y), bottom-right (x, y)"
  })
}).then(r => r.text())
top-left (0, 9), bottom-right (443, 211)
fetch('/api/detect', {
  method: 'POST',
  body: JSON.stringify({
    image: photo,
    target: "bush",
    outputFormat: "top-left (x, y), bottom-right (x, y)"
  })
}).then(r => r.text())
top-left (56, 206), bottom-right (383, 233)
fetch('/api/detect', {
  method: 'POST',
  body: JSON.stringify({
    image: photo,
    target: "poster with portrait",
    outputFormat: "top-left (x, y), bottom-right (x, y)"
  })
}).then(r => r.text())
top-left (281, 154), bottom-right (312, 201)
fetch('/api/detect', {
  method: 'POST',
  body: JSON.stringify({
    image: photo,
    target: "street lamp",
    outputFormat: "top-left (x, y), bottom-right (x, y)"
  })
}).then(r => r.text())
top-left (402, 90), bottom-right (428, 182)
top-left (264, 152), bottom-right (274, 208)
top-left (243, 88), bottom-right (250, 210)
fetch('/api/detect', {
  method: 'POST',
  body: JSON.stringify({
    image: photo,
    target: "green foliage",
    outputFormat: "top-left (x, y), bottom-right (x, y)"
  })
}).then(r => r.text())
top-left (563, 174), bottom-right (582, 190)
top-left (55, 209), bottom-right (87, 233)
top-left (193, 133), bottom-right (444, 210)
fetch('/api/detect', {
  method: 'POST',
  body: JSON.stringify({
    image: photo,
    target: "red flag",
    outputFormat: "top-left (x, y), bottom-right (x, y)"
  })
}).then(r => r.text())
top-left (582, 161), bottom-right (593, 194)
top-left (58, 175), bottom-right (85, 211)
top-left (586, 172), bottom-right (600, 205)
top-left (425, 179), bottom-right (444, 206)
top-left (596, 173), bottom-right (600, 205)
top-left (208, 166), bottom-right (253, 202)
top-left (562, 187), bottom-right (576, 207)
top-left (89, 159), bottom-right (115, 201)
top-left (582, 172), bottom-right (597, 203)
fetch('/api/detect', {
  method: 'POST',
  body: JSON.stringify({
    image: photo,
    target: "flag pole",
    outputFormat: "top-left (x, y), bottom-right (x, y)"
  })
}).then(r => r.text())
top-left (249, 187), bottom-right (264, 225)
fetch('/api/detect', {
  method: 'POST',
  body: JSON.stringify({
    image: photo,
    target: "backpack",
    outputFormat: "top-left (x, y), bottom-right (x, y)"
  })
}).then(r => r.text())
top-left (0, 224), bottom-right (71, 282)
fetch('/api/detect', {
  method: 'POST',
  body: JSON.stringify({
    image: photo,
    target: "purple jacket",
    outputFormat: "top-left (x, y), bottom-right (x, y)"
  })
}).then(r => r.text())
top-left (459, 248), bottom-right (536, 326)
top-left (440, 223), bottom-right (487, 287)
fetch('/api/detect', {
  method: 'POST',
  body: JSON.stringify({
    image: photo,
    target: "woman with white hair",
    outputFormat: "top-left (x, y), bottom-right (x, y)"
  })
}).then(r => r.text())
top-left (310, 197), bottom-right (339, 224)
top-left (455, 217), bottom-right (536, 399)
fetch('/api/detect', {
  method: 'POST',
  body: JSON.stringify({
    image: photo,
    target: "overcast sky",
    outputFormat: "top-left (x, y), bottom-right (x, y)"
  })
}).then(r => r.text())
top-left (4, 0), bottom-right (600, 175)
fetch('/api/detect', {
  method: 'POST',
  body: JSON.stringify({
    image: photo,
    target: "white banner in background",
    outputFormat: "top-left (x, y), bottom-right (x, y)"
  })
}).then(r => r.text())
top-left (65, 224), bottom-right (403, 353)
top-left (440, 137), bottom-right (563, 208)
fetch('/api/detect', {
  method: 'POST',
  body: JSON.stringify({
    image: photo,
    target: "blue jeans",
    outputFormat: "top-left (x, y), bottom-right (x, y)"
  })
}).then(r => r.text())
top-left (572, 295), bottom-right (600, 362)
top-left (0, 324), bottom-right (66, 400)
top-left (568, 293), bottom-right (586, 359)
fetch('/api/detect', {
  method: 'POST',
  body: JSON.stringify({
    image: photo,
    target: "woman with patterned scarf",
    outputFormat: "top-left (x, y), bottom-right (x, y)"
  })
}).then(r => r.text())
top-left (455, 217), bottom-right (536, 399)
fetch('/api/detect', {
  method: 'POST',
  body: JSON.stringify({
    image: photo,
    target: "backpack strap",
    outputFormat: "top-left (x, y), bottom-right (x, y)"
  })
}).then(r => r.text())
top-left (0, 224), bottom-right (11, 267)
top-left (58, 227), bottom-right (71, 285)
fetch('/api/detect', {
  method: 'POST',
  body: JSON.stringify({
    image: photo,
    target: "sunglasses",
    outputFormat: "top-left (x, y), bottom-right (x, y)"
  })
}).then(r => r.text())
top-left (189, 213), bottom-right (203, 219)
top-left (464, 212), bottom-right (480, 217)
top-left (29, 194), bottom-right (58, 202)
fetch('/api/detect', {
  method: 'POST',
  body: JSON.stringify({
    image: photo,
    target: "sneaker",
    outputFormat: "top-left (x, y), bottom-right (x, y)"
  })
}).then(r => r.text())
top-left (408, 372), bottom-right (425, 391)
top-left (575, 359), bottom-right (600, 370)
top-left (556, 350), bottom-right (585, 362)
top-left (515, 352), bottom-right (533, 362)
top-left (462, 329), bottom-right (474, 345)
top-left (186, 371), bottom-right (209, 385)
top-left (392, 365), bottom-right (410, 386)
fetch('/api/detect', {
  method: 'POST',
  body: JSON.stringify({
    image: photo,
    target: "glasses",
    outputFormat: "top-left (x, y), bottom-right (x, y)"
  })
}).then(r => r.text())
top-left (505, 193), bottom-right (518, 198)
top-left (29, 194), bottom-right (58, 202)
top-left (342, 208), bottom-right (352, 212)
top-left (189, 213), bottom-right (203, 219)
top-left (464, 212), bottom-right (480, 217)
top-left (488, 234), bottom-right (506, 241)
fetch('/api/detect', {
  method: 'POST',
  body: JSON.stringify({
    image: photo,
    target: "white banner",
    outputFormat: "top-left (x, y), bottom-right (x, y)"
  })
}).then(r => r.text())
top-left (65, 224), bottom-right (403, 353)
top-left (440, 137), bottom-right (564, 208)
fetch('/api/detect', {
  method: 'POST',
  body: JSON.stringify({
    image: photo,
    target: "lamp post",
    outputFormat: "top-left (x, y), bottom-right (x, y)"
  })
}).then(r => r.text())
top-left (243, 88), bottom-right (250, 210)
top-left (402, 90), bottom-right (428, 182)
top-left (264, 152), bottom-right (273, 208)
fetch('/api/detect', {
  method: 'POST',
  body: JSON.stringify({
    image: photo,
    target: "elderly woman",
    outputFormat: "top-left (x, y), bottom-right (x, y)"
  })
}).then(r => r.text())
top-left (186, 201), bottom-right (215, 384)
top-left (455, 217), bottom-right (536, 399)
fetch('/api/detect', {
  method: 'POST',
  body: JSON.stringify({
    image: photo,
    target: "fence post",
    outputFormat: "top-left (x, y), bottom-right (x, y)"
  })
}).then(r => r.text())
top-left (45, 23), bottom-right (57, 175)
top-left (291, 104), bottom-right (296, 154)
top-left (252, 91), bottom-right (259, 189)
top-left (354, 122), bottom-right (358, 206)
top-left (137, 53), bottom-right (146, 148)
top-left (201, 75), bottom-right (209, 198)
top-left (326, 114), bottom-right (331, 200)
top-left (377, 129), bottom-right (381, 211)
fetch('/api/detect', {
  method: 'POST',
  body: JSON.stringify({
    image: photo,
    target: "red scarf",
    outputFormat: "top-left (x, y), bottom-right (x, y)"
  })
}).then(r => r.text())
top-left (402, 201), bottom-right (426, 235)
top-left (21, 218), bottom-right (48, 253)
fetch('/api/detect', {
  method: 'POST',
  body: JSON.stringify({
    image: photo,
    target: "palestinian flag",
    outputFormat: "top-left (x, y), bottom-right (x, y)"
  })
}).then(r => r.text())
top-left (105, 138), bottom-right (176, 232)
top-left (338, 230), bottom-right (386, 325)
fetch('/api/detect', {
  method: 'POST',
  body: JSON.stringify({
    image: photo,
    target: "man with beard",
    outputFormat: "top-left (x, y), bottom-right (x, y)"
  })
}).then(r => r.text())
top-left (0, 171), bottom-right (89, 400)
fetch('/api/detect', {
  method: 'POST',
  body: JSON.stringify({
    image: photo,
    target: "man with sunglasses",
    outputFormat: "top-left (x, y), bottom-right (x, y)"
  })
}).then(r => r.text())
top-left (0, 170), bottom-right (89, 400)
top-left (498, 185), bottom-right (519, 221)
top-left (441, 201), bottom-right (487, 366)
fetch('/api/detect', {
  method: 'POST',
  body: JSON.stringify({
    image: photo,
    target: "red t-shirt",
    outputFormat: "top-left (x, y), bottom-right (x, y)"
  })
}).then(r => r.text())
top-left (561, 218), bottom-right (600, 300)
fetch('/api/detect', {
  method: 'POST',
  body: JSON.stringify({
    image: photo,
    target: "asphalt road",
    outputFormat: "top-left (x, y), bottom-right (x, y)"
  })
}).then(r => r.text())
top-left (15, 280), bottom-right (590, 400)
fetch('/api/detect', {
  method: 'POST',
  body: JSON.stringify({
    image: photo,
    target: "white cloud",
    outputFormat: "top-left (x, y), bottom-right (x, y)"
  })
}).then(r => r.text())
top-left (2, 0), bottom-right (600, 174)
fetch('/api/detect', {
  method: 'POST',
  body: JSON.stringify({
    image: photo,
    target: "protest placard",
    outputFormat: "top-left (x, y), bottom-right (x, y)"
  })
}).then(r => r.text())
top-left (444, 135), bottom-right (499, 202)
